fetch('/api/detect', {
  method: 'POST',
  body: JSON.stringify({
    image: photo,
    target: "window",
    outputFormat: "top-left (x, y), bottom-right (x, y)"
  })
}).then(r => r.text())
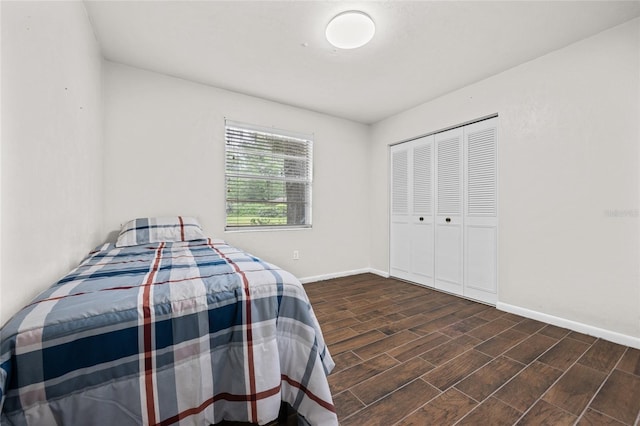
top-left (225, 120), bottom-right (313, 230)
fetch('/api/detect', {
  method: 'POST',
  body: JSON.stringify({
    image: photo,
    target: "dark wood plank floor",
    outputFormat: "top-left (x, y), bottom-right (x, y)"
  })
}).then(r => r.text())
top-left (305, 274), bottom-right (640, 426)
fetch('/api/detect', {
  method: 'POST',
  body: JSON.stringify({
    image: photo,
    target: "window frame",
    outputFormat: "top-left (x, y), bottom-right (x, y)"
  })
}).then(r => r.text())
top-left (224, 119), bottom-right (313, 231)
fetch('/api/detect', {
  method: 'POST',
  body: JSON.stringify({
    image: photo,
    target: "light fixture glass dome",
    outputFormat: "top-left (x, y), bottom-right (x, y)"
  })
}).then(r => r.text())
top-left (325, 11), bottom-right (375, 49)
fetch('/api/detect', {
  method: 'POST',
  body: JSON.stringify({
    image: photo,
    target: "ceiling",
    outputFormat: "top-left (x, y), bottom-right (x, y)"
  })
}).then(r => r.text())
top-left (84, 1), bottom-right (640, 124)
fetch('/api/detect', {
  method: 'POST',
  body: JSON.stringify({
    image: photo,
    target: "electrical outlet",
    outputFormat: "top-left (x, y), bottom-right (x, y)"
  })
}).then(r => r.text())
top-left (293, 250), bottom-right (300, 260)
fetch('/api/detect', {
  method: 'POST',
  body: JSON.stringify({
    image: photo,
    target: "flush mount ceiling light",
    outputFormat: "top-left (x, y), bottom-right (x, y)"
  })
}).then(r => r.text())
top-left (325, 11), bottom-right (375, 49)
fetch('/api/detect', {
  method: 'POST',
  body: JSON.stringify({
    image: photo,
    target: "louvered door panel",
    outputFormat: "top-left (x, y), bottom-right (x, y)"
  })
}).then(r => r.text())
top-left (467, 127), bottom-right (496, 217)
top-left (411, 137), bottom-right (435, 287)
top-left (390, 145), bottom-right (411, 279)
top-left (437, 137), bottom-right (462, 216)
top-left (413, 144), bottom-right (431, 216)
top-left (435, 128), bottom-right (463, 295)
top-left (392, 150), bottom-right (409, 215)
top-left (464, 118), bottom-right (498, 305)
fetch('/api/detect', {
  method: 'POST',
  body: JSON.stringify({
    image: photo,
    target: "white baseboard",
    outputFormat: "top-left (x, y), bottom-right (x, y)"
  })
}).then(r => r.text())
top-left (497, 302), bottom-right (640, 350)
top-left (368, 268), bottom-right (390, 278)
top-left (299, 268), bottom-right (389, 284)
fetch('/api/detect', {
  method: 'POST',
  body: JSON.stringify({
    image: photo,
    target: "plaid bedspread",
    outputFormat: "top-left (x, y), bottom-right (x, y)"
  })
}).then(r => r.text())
top-left (0, 239), bottom-right (336, 425)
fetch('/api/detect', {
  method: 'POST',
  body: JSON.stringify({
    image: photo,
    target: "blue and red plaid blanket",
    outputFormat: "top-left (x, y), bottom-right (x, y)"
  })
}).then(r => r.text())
top-left (0, 239), bottom-right (336, 425)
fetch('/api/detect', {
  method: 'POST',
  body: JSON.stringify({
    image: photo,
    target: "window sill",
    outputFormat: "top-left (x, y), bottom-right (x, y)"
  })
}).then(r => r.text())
top-left (224, 226), bottom-right (312, 233)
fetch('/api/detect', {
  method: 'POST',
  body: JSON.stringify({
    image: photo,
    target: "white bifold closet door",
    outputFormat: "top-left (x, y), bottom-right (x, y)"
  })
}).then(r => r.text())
top-left (389, 117), bottom-right (497, 305)
top-left (389, 136), bottom-right (435, 287)
top-left (390, 146), bottom-right (411, 279)
top-left (463, 118), bottom-right (498, 304)
top-left (435, 127), bottom-right (464, 296)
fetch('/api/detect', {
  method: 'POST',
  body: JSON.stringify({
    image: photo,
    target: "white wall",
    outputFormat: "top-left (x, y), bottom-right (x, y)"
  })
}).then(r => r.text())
top-left (103, 62), bottom-right (371, 280)
top-left (1, 2), bottom-right (103, 325)
top-left (371, 19), bottom-right (640, 341)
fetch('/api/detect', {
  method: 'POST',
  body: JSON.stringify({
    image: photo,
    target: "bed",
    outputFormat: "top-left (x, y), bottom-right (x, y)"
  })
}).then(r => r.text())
top-left (0, 217), bottom-right (337, 425)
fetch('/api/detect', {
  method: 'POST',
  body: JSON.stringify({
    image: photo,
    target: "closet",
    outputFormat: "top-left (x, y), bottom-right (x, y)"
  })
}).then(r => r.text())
top-left (390, 117), bottom-right (497, 305)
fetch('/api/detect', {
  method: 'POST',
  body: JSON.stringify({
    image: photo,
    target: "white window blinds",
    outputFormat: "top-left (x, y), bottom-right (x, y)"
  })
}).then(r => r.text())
top-left (225, 120), bottom-right (313, 229)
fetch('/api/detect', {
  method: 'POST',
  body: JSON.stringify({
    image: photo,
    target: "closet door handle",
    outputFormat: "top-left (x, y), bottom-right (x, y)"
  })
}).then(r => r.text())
top-left (445, 217), bottom-right (451, 223)
top-left (419, 217), bottom-right (424, 221)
